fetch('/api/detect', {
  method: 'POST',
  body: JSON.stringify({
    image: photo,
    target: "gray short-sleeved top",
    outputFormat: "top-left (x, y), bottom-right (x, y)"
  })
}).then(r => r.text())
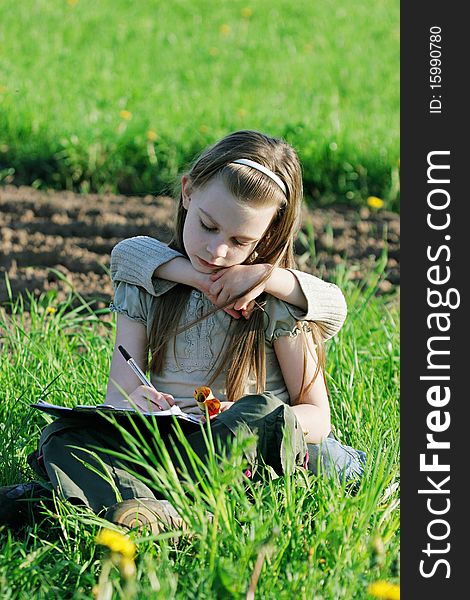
top-left (110, 282), bottom-right (307, 414)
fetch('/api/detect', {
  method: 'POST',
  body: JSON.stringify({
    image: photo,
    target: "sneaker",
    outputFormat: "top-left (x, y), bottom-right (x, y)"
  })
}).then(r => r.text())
top-left (104, 498), bottom-right (187, 537)
top-left (0, 482), bottom-right (52, 529)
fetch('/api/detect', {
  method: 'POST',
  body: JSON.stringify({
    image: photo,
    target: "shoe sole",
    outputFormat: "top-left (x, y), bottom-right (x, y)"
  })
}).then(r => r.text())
top-left (104, 498), bottom-right (186, 536)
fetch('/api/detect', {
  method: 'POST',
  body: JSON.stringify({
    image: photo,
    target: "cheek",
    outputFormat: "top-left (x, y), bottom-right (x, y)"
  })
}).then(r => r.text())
top-left (183, 218), bottom-right (203, 250)
top-left (181, 220), bottom-right (192, 253)
top-left (232, 246), bottom-right (255, 264)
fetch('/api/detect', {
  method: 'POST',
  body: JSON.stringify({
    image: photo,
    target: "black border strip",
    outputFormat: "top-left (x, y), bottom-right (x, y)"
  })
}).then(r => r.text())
top-left (401, 2), bottom-right (466, 595)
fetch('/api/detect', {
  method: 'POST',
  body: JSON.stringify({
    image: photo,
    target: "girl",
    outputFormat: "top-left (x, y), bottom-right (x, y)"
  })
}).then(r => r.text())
top-left (1, 130), bottom-right (365, 532)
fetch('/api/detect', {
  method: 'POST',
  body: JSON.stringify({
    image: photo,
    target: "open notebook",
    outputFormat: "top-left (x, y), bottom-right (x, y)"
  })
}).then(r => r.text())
top-left (31, 400), bottom-right (203, 425)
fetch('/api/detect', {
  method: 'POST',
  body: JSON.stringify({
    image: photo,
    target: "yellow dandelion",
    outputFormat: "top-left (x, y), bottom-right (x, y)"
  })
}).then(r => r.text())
top-left (200, 124), bottom-right (209, 134)
top-left (96, 528), bottom-right (136, 559)
top-left (46, 307), bottom-right (57, 315)
top-left (146, 129), bottom-right (158, 142)
top-left (219, 24), bottom-right (231, 36)
top-left (209, 47), bottom-right (219, 56)
top-left (368, 580), bottom-right (400, 600)
top-left (119, 110), bottom-right (132, 121)
top-left (241, 7), bottom-right (253, 18)
top-left (367, 196), bottom-right (384, 209)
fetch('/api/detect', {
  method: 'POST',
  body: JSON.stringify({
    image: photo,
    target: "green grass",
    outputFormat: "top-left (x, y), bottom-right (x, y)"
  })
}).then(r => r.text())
top-left (0, 263), bottom-right (399, 599)
top-left (0, 0), bottom-right (399, 209)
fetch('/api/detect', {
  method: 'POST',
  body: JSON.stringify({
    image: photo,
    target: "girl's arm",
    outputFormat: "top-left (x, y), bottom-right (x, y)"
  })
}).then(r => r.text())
top-left (111, 236), bottom-right (347, 338)
top-left (105, 313), bottom-right (173, 410)
top-left (209, 264), bottom-right (347, 339)
top-left (111, 237), bottom-right (241, 319)
top-left (207, 264), bottom-right (316, 312)
top-left (156, 258), bottom-right (347, 338)
top-left (273, 331), bottom-right (331, 444)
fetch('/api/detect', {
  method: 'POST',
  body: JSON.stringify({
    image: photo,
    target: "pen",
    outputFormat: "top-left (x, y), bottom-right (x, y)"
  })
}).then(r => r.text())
top-left (118, 345), bottom-right (154, 388)
top-left (117, 345), bottom-right (201, 423)
top-left (118, 345), bottom-right (168, 410)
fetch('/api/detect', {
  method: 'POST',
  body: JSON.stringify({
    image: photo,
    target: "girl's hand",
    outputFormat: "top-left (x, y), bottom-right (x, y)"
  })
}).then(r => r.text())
top-left (169, 258), bottom-right (243, 319)
top-left (216, 401), bottom-right (233, 414)
top-left (195, 273), bottom-right (247, 319)
top-left (208, 264), bottom-right (271, 319)
top-left (128, 385), bottom-right (175, 412)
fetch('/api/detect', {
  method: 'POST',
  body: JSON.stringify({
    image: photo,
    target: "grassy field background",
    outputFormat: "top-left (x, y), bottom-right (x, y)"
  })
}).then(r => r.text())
top-left (0, 0), bottom-right (399, 209)
top-left (0, 265), bottom-right (400, 598)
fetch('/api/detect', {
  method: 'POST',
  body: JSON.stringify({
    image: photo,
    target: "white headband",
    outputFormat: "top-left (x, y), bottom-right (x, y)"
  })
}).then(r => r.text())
top-left (231, 158), bottom-right (287, 195)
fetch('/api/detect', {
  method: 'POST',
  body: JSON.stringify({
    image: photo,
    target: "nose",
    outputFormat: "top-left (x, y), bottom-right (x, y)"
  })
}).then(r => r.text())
top-left (207, 239), bottom-right (229, 260)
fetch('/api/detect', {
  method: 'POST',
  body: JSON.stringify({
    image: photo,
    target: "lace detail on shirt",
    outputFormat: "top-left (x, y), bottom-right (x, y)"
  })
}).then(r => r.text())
top-left (165, 290), bottom-right (216, 373)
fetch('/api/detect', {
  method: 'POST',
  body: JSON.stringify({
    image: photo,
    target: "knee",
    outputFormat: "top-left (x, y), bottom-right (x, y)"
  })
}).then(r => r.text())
top-left (219, 392), bottom-right (288, 426)
top-left (237, 392), bottom-right (285, 412)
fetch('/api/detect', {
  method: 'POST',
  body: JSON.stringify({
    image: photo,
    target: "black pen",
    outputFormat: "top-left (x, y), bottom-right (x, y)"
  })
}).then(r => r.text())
top-left (118, 345), bottom-right (155, 389)
top-left (117, 345), bottom-right (201, 423)
top-left (118, 345), bottom-right (168, 410)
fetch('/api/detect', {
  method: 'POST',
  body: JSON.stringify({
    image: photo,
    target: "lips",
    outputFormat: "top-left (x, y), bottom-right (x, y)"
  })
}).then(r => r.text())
top-left (197, 256), bottom-right (220, 268)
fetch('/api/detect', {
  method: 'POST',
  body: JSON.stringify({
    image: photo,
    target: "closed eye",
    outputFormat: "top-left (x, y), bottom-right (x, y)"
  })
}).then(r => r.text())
top-left (200, 219), bottom-right (216, 233)
top-left (199, 218), bottom-right (251, 247)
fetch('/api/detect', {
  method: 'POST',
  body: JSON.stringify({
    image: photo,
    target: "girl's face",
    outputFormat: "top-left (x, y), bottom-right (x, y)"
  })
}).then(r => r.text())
top-left (181, 176), bottom-right (278, 273)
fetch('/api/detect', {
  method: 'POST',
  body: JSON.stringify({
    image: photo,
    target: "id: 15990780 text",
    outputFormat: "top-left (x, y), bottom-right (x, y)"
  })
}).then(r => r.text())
top-left (429, 26), bottom-right (443, 114)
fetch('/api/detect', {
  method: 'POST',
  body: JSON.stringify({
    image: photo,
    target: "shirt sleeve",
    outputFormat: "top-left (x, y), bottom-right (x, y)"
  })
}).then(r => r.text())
top-left (285, 269), bottom-right (347, 340)
top-left (264, 296), bottom-right (308, 346)
top-left (109, 281), bottom-right (153, 325)
top-left (110, 236), bottom-right (184, 297)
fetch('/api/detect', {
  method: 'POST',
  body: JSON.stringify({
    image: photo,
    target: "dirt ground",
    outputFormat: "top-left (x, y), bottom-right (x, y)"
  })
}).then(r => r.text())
top-left (0, 185), bottom-right (399, 312)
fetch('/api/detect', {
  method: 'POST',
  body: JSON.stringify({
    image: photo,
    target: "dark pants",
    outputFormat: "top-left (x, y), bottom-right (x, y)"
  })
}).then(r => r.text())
top-left (31, 393), bottom-right (365, 513)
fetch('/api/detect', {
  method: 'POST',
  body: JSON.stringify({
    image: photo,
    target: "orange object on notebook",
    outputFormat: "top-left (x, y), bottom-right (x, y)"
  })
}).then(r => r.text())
top-left (194, 386), bottom-right (221, 417)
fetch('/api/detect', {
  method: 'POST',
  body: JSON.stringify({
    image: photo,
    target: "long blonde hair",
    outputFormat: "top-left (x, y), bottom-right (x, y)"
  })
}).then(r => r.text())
top-left (147, 130), bottom-right (326, 403)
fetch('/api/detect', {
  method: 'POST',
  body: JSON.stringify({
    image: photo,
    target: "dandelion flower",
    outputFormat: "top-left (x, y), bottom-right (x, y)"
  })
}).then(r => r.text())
top-left (219, 24), bottom-right (231, 36)
top-left (46, 307), bottom-right (57, 314)
top-left (367, 196), bottom-right (384, 209)
top-left (368, 580), bottom-right (400, 600)
top-left (241, 8), bottom-right (253, 18)
top-left (96, 528), bottom-right (136, 559)
top-left (119, 110), bottom-right (132, 121)
top-left (146, 130), bottom-right (158, 142)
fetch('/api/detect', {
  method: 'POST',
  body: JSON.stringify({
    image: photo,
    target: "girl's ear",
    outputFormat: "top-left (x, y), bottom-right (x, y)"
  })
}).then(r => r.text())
top-left (181, 175), bottom-right (192, 209)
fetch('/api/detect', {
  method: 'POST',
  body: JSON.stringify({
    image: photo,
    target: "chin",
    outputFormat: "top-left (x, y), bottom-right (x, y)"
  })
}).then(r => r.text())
top-left (189, 256), bottom-right (212, 273)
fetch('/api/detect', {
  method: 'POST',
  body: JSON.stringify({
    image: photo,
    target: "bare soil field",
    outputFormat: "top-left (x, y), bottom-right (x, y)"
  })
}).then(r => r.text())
top-left (0, 185), bottom-right (399, 313)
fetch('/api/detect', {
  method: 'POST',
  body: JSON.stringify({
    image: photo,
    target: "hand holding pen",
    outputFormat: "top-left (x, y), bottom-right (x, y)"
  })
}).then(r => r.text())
top-left (118, 345), bottom-right (175, 412)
